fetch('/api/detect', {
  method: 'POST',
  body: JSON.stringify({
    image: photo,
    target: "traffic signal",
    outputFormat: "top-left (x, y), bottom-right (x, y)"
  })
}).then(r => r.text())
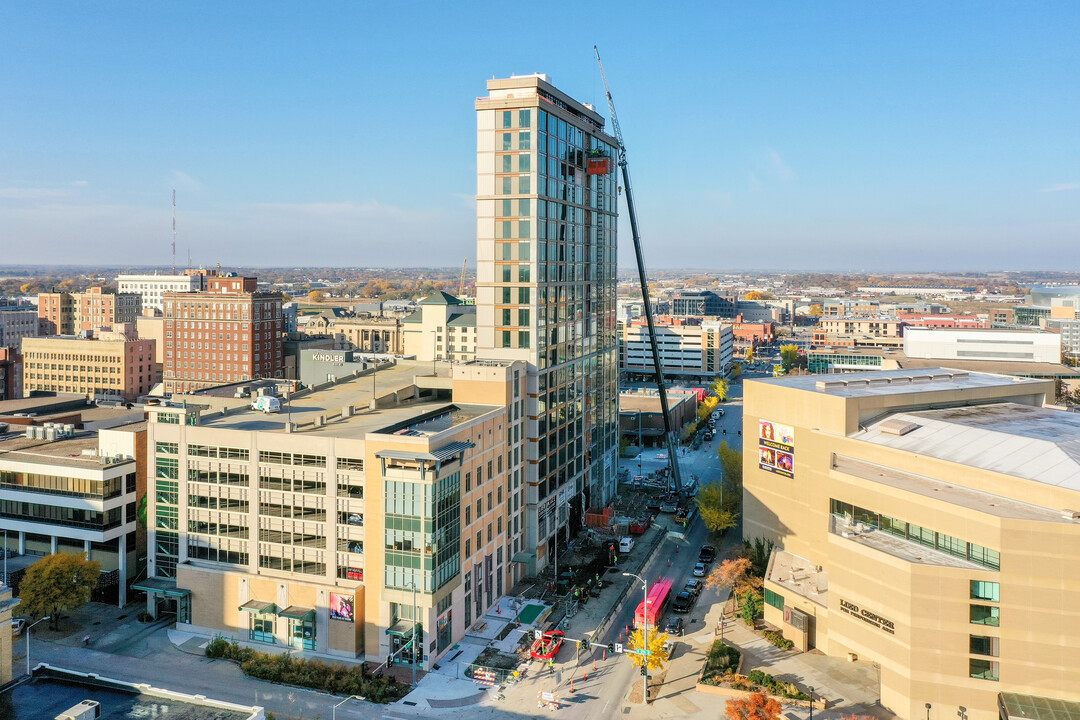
top-left (640, 666), bottom-right (647, 676)
top-left (582, 639), bottom-right (590, 653)
top-left (607, 642), bottom-right (615, 654)
top-left (387, 654), bottom-right (394, 667)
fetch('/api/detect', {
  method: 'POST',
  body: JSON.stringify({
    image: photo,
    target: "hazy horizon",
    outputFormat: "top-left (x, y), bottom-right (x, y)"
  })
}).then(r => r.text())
top-left (2, 3), bottom-right (1077, 271)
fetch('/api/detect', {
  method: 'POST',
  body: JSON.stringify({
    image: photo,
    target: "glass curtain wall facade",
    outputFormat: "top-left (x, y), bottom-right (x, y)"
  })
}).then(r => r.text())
top-left (476, 75), bottom-right (619, 571)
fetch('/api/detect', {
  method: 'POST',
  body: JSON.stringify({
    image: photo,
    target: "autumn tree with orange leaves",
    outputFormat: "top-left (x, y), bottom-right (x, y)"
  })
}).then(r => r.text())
top-left (706, 557), bottom-right (759, 604)
top-left (725, 692), bottom-right (782, 720)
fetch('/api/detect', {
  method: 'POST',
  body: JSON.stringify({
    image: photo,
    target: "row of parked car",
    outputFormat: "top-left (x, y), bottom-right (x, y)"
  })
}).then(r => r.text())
top-left (664, 544), bottom-right (718, 634)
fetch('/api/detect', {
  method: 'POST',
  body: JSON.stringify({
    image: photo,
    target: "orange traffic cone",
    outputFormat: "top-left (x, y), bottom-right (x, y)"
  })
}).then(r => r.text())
top-left (570, 679), bottom-right (575, 693)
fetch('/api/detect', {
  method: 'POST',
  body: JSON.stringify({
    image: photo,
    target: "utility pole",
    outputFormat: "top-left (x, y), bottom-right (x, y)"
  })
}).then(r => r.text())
top-left (171, 190), bottom-right (177, 275)
top-left (623, 572), bottom-right (649, 702)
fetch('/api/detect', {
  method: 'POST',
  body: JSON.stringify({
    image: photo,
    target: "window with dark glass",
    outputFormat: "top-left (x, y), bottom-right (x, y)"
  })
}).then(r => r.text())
top-left (970, 605), bottom-right (999, 626)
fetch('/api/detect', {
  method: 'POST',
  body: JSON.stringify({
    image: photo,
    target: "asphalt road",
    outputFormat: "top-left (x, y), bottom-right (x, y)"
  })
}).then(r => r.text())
top-left (21, 379), bottom-right (756, 720)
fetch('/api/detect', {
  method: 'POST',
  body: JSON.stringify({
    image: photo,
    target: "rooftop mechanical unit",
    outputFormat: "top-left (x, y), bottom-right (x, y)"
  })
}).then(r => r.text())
top-left (55, 700), bottom-right (101, 720)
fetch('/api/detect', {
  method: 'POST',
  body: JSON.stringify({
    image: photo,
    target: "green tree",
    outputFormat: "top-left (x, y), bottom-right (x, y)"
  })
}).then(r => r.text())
top-left (745, 347), bottom-right (755, 363)
top-left (711, 377), bottom-right (730, 402)
top-left (730, 363), bottom-right (742, 380)
top-left (627, 627), bottom-right (670, 671)
top-left (740, 588), bottom-right (765, 625)
top-left (780, 343), bottom-right (800, 371)
top-left (717, 441), bottom-right (743, 506)
top-left (742, 537), bottom-right (775, 577)
top-left (18, 553), bottom-right (101, 630)
top-left (696, 482), bottom-right (738, 533)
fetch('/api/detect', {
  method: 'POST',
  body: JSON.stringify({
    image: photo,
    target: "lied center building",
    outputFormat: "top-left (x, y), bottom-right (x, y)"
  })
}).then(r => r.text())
top-left (743, 368), bottom-right (1080, 719)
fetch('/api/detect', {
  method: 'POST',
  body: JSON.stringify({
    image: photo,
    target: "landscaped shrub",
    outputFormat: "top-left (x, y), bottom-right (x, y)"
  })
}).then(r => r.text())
top-left (747, 668), bottom-right (809, 700)
top-left (205, 639), bottom-right (407, 703)
top-left (762, 629), bottom-right (794, 650)
top-left (205, 637), bottom-right (229, 658)
top-left (701, 639), bottom-right (741, 683)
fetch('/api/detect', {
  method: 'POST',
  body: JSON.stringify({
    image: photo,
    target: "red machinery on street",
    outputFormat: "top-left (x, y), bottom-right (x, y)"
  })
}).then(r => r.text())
top-left (530, 630), bottom-right (565, 660)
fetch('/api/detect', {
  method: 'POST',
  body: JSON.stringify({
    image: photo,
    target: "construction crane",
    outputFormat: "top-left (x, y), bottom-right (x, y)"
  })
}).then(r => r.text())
top-left (595, 46), bottom-right (684, 496)
top-left (458, 258), bottom-right (468, 297)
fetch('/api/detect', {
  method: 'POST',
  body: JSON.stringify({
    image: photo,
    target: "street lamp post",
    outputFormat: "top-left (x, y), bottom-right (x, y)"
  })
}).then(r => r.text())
top-left (26, 616), bottom-right (51, 676)
top-left (332, 695), bottom-right (366, 720)
top-left (925, 703), bottom-right (932, 720)
top-left (809, 686), bottom-right (814, 720)
top-left (623, 572), bottom-right (648, 703)
top-left (411, 581), bottom-right (418, 689)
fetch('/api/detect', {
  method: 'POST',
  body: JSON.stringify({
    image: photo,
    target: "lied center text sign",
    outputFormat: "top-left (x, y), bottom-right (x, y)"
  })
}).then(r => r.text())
top-left (840, 599), bottom-right (895, 635)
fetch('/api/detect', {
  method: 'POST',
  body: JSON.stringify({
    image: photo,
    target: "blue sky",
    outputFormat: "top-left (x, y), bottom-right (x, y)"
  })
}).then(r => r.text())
top-left (1, 2), bottom-right (1077, 271)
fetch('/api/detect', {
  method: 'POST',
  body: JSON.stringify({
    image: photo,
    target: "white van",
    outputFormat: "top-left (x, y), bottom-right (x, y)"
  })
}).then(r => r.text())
top-left (619, 537), bottom-right (636, 553)
top-left (251, 396), bottom-right (281, 413)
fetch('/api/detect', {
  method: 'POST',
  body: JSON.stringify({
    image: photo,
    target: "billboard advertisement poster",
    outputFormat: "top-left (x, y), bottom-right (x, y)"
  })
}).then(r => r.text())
top-left (759, 420), bottom-right (795, 478)
top-left (330, 592), bottom-right (355, 622)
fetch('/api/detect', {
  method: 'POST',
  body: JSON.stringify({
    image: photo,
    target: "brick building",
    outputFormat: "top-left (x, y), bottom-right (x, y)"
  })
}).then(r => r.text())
top-left (162, 276), bottom-right (284, 395)
top-left (37, 287), bottom-right (141, 335)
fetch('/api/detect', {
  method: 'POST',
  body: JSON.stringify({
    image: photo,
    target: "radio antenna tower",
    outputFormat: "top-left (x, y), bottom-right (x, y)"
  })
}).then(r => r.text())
top-left (171, 189), bottom-right (177, 274)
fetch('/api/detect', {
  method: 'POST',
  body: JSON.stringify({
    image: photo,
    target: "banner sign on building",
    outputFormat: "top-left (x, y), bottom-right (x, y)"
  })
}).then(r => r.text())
top-left (759, 420), bottom-right (795, 478)
top-left (330, 592), bottom-right (354, 622)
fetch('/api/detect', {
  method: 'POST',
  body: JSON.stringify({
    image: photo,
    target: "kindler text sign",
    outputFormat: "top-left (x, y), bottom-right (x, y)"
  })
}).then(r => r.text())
top-left (840, 599), bottom-right (895, 635)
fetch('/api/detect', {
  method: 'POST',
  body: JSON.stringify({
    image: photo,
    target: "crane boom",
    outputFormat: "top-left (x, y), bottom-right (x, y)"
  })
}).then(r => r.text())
top-left (595, 46), bottom-right (684, 495)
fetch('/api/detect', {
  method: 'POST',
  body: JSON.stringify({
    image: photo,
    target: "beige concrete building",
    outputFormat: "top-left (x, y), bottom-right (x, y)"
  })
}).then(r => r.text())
top-left (743, 368), bottom-right (1080, 719)
top-left (0, 583), bottom-right (14, 685)
top-left (303, 312), bottom-right (405, 355)
top-left (136, 314), bottom-right (166, 373)
top-left (21, 331), bottom-right (157, 401)
top-left (118, 273), bottom-right (204, 313)
top-left (620, 316), bottom-right (734, 380)
top-left (142, 359), bottom-right (526, 667)
top-left (816, 317), bottom-right (908, 340)
top-left (0, 423), bottom-right (145, 607)
top-left (402, 292), bottom-right (477, 363)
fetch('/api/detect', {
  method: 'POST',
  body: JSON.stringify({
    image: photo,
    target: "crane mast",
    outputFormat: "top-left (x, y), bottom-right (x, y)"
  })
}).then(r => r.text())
top-left (595, 46), bottom-right (685, 495)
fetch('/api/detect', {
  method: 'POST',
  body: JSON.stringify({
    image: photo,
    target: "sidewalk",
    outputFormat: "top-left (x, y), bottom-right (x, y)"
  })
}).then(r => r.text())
top-left (644, 592), bottom-right (895, 720)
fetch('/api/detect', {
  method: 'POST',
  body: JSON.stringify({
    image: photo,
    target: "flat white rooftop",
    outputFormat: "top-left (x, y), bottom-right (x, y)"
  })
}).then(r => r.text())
top-left (752, 367), bottom-right (1045, 398)
top-left (858, 402), bottom-right (1080, 492)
